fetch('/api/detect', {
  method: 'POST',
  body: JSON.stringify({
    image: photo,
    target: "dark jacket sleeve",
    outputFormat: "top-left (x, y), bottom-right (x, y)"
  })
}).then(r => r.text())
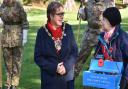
top-left (34, 28), bottom-right (58, 75)
top-left (64, 25), bottom-right (78, 72)
top-left (121, 32), bottom-right (128, 61)
top-left (121, 32), bottom-right (128, 80)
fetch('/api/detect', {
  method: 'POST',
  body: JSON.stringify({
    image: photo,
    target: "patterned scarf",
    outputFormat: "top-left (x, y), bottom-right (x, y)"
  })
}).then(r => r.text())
top-left (47, 22), bottom-right (62, 40)
top-left (47, 21), bottom-right (63, 53)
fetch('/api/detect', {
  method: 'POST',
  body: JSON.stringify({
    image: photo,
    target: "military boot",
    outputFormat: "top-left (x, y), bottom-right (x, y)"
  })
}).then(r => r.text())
top-left (10, 85), bottom-right (16, 89)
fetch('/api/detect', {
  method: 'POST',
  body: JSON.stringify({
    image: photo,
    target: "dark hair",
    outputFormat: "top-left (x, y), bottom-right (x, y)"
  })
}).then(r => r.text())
top-left (103, 7), bottom-right (122, 26)
top-left (47, 1), bottom-right (63, 21)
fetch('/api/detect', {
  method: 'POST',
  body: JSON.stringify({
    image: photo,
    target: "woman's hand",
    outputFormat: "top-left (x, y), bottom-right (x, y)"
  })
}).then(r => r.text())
top-left (57, 62), bottom-right (66, 75)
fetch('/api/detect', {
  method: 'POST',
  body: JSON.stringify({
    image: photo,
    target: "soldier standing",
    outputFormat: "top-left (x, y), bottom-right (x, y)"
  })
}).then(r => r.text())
top-left (0, 0), bottom-right (29, 89)
top-left (74, 0), bottom-right (115, 78)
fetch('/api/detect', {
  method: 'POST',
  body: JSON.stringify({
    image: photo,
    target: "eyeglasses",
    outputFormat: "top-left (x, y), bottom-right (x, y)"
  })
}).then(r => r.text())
top-left (55, 12), bottom-right (65, 16)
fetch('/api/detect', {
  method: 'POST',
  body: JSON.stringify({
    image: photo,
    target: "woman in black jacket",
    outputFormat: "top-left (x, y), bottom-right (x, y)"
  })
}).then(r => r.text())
top-left (34, 1), bottom-right (78, 89)
top-left (95, 7), bottom-right (128, 89)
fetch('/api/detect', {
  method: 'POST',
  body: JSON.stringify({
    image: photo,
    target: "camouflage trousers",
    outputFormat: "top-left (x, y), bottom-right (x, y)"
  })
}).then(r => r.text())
top-left (74, 27), bottom-right (100, 78)
top-left (2, 46), bottom-right (22, 87)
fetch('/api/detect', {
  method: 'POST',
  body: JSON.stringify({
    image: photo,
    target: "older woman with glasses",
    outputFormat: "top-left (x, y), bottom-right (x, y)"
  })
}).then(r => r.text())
top-left (34, 1), bottom-right (78, 89)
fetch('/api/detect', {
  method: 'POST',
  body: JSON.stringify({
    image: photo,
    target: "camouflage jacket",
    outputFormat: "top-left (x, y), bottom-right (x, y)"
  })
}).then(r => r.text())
top-left (0, 1), bottom-right (29, 47)
top-left (81, 0), bottom-right (114, 29)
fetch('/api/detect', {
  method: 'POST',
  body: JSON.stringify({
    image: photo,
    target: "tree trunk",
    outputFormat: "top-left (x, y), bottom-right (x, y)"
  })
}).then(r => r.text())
top-left (0, 19), bottom-right (3, 89)
top-left (0, 34), bottom-right (2, 89)
top-left (64, 0), bottom-right (76, 11)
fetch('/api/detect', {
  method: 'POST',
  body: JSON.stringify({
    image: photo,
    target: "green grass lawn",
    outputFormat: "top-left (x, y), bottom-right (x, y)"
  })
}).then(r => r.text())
top-left (2, 7), bottom-right (128, 89)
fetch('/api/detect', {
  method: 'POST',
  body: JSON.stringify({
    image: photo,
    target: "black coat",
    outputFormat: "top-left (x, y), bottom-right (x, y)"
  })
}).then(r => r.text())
top-left (95, 25), bottom-right (128, 89)
top-left (34, 23), bottom-right (78, 89)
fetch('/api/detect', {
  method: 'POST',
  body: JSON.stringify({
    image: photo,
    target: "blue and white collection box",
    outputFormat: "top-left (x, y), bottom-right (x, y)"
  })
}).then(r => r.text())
top-left (83, 59), bottom-right (123, 89)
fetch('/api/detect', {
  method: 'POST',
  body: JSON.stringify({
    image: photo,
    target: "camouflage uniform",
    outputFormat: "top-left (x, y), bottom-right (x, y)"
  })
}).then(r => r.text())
top-left (74, 0), bottom-right (115, 78)
top-left (0, 0), bottom-right (29, 88)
